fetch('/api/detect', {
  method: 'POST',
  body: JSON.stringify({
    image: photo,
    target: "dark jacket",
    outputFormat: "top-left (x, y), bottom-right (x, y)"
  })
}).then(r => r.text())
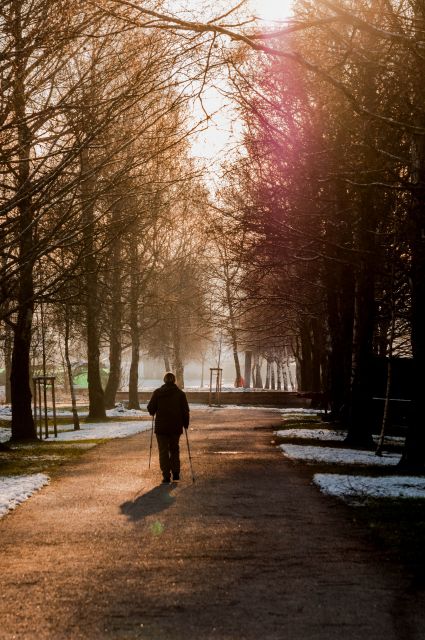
top-left (147, 382), bottom-right (190, 435)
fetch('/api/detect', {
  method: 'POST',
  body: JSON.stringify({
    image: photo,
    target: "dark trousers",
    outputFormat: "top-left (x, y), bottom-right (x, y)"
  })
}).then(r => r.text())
top-left (156, 433), bottom-right (181, 478)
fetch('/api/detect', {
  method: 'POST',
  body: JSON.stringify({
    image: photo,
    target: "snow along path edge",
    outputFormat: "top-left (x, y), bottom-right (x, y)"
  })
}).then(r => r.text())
top-left (0, 474), bottom-right (49, 518)
top-left (1, 421), bottom-right (152, 443)
top-left (314, 474), bottom-right (425, 501)
top-left (279, 443), bottom-right (401, 466)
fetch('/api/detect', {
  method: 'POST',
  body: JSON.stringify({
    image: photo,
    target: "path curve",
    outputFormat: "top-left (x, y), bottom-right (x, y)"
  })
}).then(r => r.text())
top-left (0, 408), bottom-right (424, 639)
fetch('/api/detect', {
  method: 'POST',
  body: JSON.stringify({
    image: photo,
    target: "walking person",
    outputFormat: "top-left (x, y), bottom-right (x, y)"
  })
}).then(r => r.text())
top-left (147, 372), bottom-right (190, 484)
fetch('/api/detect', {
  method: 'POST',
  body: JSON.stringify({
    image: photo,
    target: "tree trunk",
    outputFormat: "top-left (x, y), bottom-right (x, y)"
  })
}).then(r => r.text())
top-left (285, 347), bottom-right (296, 391)
top-left (11, 307), bottom-right (37, 440)
top-left (81, 148), bottom-right (106, 420)
top-left (311, 318), bottom-right (323, 393)
top-left (104, 235), bottom-right (123, 409)
top-left (281, 363), bottom-right (288, 391)
top-left (264, 360), bottom-right (271, 389)
top-left (244, 350), bottom-right (252, 389)
top-left (325, 262), bottom-right (355, 421)
top-left (232, 344), bottom-right (243, 387)
top-left (346, 205), bottom-right (376, 447)
top-left (4, 324), bottom-right (12, 404)
top-left (172, 313), bottom-right (185, 389)
top-left (10, 3), bottom-right (37, 440)
top-left (253, 352), bottom-right (262, 388)
top-left (64, 310), bottom-right (80, 430)
top-left (399, 3), bottom-right (425, 469)
top-left (163, 350), bottom-right (171, 373)
top-left (298, 319), bottom-right (313, 391)
top-left (226, 282), bottom-right (243, 387)
top-left (270, 360), bottom-right (276, 390)
top-left (275, 358), bottom-right (282, 390)
top-left (128, 242), bottom-right (140, 409)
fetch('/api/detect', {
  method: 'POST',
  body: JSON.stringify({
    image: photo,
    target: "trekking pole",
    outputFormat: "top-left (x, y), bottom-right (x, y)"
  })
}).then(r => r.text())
top-left (185, 428), bottom-right (195, 483)
top-left (148, 416), bottom-right (154, 469)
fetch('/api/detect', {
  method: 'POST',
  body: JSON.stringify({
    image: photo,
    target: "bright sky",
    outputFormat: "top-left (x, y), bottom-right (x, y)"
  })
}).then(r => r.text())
top-left (249, 0), bottom-right (293, 22)
top-left (184, 1), bottom-right (294, 177)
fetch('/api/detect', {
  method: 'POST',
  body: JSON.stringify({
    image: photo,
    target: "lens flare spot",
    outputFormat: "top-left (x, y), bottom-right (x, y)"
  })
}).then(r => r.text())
top-left (151, 521), bottom-right (165, 536)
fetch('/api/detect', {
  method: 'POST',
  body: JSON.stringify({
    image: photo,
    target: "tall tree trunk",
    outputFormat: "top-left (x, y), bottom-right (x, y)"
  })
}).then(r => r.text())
top-left (226, 282), bottom-right (243, 387)
top-left (163, 350), bottom-right (171, 373)
top-left (253, 352), bottom-right (262, 388)
top-left (4, 324), bottom-right (12, 404)
top-left (325, 264), bottom-right (355, 421)
top-left (400, 10), bottom-right (425, 468)
top-left (270, 360), bottom-right (276, 390)
top-left (401, 186), bottom-right (425, 468)
top-left (10, 2), bottom-right (36, 440)
top-left (128, 242), bottom-right (140, 409)
top-left (81, 148), bottom-right (106, 420)
top-left (173, 313), bottom-right (184, 389)
top-left (346, 200), bottom-right (377, 447)
top-left (345, 60), bottom-right (381, 447)
top-left (104, 234), bottom-right (123, 409)
top-left (264, 360), bottom-right (271, 389)
top-left (64, 309), bottom-right (80, 430)
top-left (276, 358), bottom-right (282, 390)
top-left (298, 319), bottom-right (313, 391)
top-left (285, 347), bottom-right (296, 391)
top-left (311, 317), bottom-right (323, 393)
top-left (244, 350), bottom-right (252, 389)
top-left (281, 363), bottom-right (288, 391)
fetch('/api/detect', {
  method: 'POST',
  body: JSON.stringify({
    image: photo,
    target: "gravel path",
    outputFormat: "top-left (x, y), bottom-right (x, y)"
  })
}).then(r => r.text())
top-left (0, 408), bottom-right (424, 639)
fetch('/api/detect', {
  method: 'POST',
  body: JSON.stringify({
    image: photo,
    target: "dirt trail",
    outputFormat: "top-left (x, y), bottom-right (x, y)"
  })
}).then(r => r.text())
top-left (0, 408), bottom-right (424, 640)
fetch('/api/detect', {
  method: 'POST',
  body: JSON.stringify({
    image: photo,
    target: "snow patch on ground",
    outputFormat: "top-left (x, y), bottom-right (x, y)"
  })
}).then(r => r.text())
top-left (276, 428), bottom-right (346, 441)
top-left (106, 406), bottom-right (149, 417)
top-left (276, 428), bottom-right (405, 445)
top-left (281, 408), bottom-right (323, 415)
top-left (280, 444), bottom-right (400, 466)
top-left (53, 421), bottom-right (152, 441)
top-left (314, 474), bottom-right (425, 501)
top-left (1, 420), bottom-right (152, 443)
top-left (189, 404), bottom-right (314, 413)
top-left (0, 405), bottom-right (150, 420)
top-left (0, 427), bottom-right (11, 443)
top-left (0, 474), bottom-right (49, 518)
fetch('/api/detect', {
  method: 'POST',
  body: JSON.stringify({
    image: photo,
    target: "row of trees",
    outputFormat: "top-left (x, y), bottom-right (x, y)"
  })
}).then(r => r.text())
top-left (0, 0), bottom-right (215, 440)
top-left (2, 0), bottom-right (424, 470)
top-left (205, 0), bottom-right (424, 468)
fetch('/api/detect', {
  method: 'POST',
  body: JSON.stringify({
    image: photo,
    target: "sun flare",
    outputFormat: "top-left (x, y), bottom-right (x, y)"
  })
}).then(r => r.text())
top-left (249, 0), bottom-right (293, 22)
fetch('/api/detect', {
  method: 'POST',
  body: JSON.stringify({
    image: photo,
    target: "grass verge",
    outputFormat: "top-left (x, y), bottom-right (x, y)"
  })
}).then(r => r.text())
top-left (0, 441), bottom-right (104, 477)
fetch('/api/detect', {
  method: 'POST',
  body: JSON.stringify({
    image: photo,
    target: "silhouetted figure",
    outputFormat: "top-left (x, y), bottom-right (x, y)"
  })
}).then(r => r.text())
top-left (147, 372), bottom-right (190, 483)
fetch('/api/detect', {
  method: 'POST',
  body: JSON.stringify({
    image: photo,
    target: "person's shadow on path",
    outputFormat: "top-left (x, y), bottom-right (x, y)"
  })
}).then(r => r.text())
top-left (120, 485), bottom-right (176, 522)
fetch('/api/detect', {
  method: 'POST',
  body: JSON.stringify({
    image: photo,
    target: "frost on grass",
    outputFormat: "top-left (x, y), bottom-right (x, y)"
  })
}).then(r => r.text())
top-left (314, 474), bottom-right (425, 501)
top-left (0, 474), bottom-right (49, 518)
top-left (279, 444), bottom-right (400, 466)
